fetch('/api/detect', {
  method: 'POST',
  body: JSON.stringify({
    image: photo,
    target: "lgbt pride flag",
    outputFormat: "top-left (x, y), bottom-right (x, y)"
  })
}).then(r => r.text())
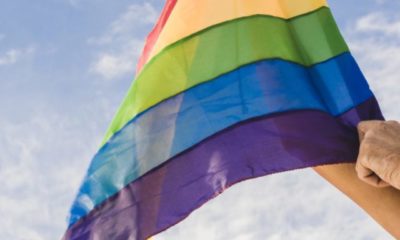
top-left (64, 0), bottom-right (384, 239)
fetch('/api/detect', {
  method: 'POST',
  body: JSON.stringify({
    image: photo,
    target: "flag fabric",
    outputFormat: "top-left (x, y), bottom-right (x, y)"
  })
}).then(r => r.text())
top-left (63, 1), bottom-right (384, 239)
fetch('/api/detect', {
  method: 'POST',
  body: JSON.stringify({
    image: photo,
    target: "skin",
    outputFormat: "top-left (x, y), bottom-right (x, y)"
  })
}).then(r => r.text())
top-left (153, 121), bottom-right (400, 238)
top-left (312, 120), bottom-right (400, 238)
top-left (356, 120), bottom-right (400, 189)
top-left (313, 164), bottom-right (400, 238)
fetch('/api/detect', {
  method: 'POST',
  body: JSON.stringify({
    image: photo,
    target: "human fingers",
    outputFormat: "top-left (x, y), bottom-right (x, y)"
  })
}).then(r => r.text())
top-left (370, 154), bottom-right (400, 190)
top-left (357, 120), bottom-right (383, 142)
top-left (356, 160), bottom-right (390, 188)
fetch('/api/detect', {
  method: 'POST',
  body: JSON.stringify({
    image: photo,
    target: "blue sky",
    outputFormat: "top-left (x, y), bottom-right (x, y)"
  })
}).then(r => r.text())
top-left (0, 0), bottom-right (399, 239)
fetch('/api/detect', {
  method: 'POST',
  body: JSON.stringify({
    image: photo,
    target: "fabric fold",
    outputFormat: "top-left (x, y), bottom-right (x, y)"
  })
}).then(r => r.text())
top-left (69, 53), bottom-right (372, 226)
top-left (64, 1), bottom-right (384, 239)
top-left (64, 97), bottom-right (383, 240)
top-left (102, 8), bottom-right (348, 145)
top-left (144, 0), bottom-right (328, 66)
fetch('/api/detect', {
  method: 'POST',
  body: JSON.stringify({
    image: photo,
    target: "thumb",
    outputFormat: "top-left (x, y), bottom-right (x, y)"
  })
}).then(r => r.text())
top-left (357, 120), bottom-right (383, 142)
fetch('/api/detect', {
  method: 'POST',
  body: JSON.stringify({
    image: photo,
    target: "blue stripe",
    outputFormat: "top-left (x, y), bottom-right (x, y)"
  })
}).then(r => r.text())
top-left (69, 53), bottom-right (372, 225)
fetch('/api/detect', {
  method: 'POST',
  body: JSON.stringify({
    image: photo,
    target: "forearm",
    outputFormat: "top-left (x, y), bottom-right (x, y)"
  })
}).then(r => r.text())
top-left (313, 163), bottom-right (400, 238)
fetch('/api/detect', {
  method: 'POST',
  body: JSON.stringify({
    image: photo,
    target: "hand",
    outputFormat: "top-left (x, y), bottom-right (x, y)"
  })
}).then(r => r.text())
top-left (356, 120), bottom-right (400, 190)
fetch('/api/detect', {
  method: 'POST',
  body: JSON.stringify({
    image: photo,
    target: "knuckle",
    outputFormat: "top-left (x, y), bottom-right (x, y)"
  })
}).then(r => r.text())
top-left (355, 168), bottom-right (363, 178)
top-left (355, 162), bottom-right (361, 172)
top-left (384, 170), bottom-right (396, 184)
top-left (375, 122), bottom-right (386, 131)
top-left (357, 121), bottom-right (366, 129)
top-left (364, 129), bottom-right (380, 140)
top-left (386, 120), bottom-right (398, 125)
top-left (360, 140), bottom-right (374, 150)
top-left (358, 121), bottom-right (372, 131)
top-left (356, 154), bottom-right (367, 164)
top-left (381, 155), bottom-right (400, 183)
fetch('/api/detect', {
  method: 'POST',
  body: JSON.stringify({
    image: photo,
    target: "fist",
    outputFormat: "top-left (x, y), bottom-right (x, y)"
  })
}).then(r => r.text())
top-left (356, 120), bottom-right (400, 190)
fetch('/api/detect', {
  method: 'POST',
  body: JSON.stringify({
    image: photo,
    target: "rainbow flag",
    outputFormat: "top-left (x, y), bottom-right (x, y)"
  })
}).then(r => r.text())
top-left (64, 0), bottom-right (384, 239)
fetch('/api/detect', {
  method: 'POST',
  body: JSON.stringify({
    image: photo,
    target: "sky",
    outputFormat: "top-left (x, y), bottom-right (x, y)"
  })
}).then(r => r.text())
top-left (0, 0), bottom-right (399, 239)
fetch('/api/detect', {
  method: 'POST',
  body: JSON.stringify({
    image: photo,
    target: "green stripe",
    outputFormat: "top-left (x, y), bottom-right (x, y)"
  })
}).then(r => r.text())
top-left (101, 7), bottom-right (348, 146)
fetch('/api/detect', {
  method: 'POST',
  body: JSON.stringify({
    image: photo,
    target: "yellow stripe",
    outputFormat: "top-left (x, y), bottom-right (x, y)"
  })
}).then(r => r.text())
top-left (147, 0), bottom-right (328, 64)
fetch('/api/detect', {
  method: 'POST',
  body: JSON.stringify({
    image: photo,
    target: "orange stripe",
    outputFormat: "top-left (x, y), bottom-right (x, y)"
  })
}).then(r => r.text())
top-left (143, 0), bottom-right (328, 68)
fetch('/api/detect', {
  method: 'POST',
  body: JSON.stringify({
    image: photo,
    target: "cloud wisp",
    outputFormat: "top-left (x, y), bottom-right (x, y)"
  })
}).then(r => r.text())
top-left (0, 47), bottom-right (35, 66)
top-left (89, 3), bottom-right (158, 80)
top-left (153, 6), bottom-right (400, 240)
top-left (1, 1), bottom-right (398, 240)
top-left (0, 102), bottom-right (111, 240)
top-left (347, 12), bottom-right (400, 119)
top-left (153, 170), bottom-right (391, 240)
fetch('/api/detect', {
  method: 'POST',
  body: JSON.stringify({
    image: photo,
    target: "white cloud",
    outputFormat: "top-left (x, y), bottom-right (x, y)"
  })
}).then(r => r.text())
top-left (89, 3), bottom-right (158, 45)
top-left (347, 12), bottom-right (400, 120)
top-left (355, 12), bottom-right (400, 38)
top-left (0, 5), bottom-right (155, 238)
top-left (89, 3), bottom-right (158, 79)
top-left (153, 9), bottom-right (400, 240)
top-left (1, 2), bottom-right (397, 240)
top-left (374, 0), bottom-right (387, 4)
top-left (68, 0), bottom-right (80, 7)
top-left (0, 103), bottom-right (109, 240)
top-left (153, 170), bottom-right (391, 240)
top-left (90, 39), bottom-right (144, 79)
top-left (0, 47), bottom-right (35, 66)
top-left (374, 0), bottom-right (400, 5)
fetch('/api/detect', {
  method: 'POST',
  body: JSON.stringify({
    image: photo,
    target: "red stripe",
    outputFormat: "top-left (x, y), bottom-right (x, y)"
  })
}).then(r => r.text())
top-left (136, 0), bottom-right (177, 75)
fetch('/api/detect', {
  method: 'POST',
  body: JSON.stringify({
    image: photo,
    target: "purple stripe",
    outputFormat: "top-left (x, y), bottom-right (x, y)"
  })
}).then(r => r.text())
top-left (64, 97), bottom-right (383, 240)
